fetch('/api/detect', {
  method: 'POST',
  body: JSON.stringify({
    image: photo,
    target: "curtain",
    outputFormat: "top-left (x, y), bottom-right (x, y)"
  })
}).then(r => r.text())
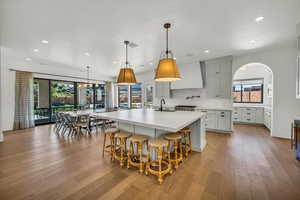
top-left (105, 81), bottom-right (113, 110)
top-left (14, 71), bottom-right (35, 130)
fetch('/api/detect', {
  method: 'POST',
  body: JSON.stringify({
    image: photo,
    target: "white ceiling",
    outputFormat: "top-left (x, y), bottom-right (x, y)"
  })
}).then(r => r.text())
top-left (1, 0), bottom-right (300, 78)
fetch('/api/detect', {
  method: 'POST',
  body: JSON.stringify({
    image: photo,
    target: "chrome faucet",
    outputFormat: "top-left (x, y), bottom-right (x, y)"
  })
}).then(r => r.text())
top-left (160, 98), bottom-right (166, 112)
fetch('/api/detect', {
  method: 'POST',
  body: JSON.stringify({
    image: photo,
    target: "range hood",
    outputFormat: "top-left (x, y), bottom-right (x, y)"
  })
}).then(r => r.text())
top-left (171, 61), bottom-right (205, 90)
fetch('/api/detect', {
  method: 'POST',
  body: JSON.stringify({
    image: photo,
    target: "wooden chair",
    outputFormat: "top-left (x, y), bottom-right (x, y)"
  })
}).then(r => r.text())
top-left (75, 114), bottom-right (91, 136)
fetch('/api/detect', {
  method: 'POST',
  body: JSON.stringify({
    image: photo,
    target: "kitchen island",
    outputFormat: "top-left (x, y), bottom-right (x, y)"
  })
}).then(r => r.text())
top-left (93, 109), bottom-right (206, 152)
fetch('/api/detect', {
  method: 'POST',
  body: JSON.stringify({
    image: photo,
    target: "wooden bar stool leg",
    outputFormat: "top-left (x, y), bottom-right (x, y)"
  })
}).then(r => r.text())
top-left (174, 140), bottom-right (179, 169)
top-left (188, 133), bottom-right (192, 154)
top-left (110, 134), bottom-right (115, 161)
top-left (138, 143), bottom-right (143, 173)
top-left (120, 138), bottom-right (125, 167)
top-left (145, 148), bottom-right (150, 175)
top-left (127, 141), bottom-right (133, 169)
top-left (158, 147), bottom-right (163, 184)
top-left (179, 139), bottom-right (184, 163)
top-left (102, 133), bottom-right (107, 157)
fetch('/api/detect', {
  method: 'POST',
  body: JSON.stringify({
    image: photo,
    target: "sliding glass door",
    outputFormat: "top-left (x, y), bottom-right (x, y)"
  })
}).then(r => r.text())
top-left (50, 80), bottom-right (75, 121)
top-left (77, 84), bottom-right (94, 110)
top-left (95, 84), bottom-right (106, 109)
top-left (33, 78), bottom-right (107, 125)
top-left (131, 83), bottom-right (142, 109)
top-left (118, 86), bottom-right (129, 108)
top-left (34, 79), bottom-right (51, 124)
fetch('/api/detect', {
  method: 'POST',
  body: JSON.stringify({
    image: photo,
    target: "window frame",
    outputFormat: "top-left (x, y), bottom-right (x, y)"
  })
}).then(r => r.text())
top-left (233, 78), bottom-right (264, 104)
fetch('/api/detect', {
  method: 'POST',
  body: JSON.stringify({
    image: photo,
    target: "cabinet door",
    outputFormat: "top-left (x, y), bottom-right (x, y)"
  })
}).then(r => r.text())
top-left (219, 60), bottom-right (232, 98)
top-left (206, 62), bottom-right (220, 98)
top-left (255, 108), bottom-right (264, 123)
top-left (206, 111), bottom-right (217, 129)
top-left (217, 111), bottom-right (231, 131)
top-left (205, 57), bottom-right (232, 98)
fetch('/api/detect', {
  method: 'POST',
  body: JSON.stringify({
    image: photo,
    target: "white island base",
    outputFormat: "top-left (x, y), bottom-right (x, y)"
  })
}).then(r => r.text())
top-left (93, 109), bottom-right (207, 152)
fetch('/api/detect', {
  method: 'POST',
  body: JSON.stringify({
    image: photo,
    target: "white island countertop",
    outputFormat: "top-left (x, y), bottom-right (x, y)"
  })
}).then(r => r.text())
top-left (93, 109), bottom-right (205, 132)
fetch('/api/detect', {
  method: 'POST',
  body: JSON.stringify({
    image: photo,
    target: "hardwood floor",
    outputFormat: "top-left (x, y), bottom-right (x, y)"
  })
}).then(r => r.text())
top-left (0, 124), bottom-right (300, 200)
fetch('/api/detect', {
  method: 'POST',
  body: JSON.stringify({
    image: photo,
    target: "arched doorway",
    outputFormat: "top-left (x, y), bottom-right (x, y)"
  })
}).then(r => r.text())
top-left (232, 63), bottom-right (273, 135)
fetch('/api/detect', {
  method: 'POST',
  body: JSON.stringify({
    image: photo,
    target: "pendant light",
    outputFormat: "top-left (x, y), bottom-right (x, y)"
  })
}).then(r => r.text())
top-left (117, 41), bottom-right (137, 85)
top-left (154, 23), bottom-right (181, 82)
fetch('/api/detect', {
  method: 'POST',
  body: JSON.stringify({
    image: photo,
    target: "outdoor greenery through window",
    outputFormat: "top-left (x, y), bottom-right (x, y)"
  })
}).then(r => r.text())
top-left (233, 79), bottom-right (263, 103)
top-left (33, 78), bottom-right (106, 125)
top-left (131, 84), bottom-right (142, 109)
top-left (118, 84), bottom-right (142, 109)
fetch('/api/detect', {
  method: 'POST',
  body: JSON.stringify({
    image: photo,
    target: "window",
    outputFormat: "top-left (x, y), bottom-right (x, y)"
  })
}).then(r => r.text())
top-left (51, 80), bottom-right (75, 114)
top-left (118, 86), bottom-right (130, 108)
top-left (95, 84), bottom-right (106, 109)
top-left (77, 84), bottom-right (94, 110)
top-left (33, 78), bottom-right (107, 125)
top-left (144, 83), bottom-right (153, 108)
top-left (233, 79), bottom-right (263, 103)
top-left (131, 83), bottom-right (142, 109)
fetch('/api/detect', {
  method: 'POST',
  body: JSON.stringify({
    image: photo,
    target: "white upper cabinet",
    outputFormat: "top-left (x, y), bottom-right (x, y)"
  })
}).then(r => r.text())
top-left (205, 56), bottom-right (233, 99)
top-left (171, 62), bottom-right (203, 89)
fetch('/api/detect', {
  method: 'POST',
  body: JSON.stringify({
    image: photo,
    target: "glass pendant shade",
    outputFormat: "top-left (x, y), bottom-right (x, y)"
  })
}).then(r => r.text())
top-left (117, 68), bottom-right (137, 85)
top-left (155, 58), bottom-right (180, 82)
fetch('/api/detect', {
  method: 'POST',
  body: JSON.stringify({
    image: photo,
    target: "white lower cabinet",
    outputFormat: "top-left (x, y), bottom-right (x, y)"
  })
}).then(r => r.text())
top-left (199, 109), bottom-right (232, 133)
top-left (264, 107), bottom-right (272, 130)
top-left (233, 107), bottom-right (270, 129)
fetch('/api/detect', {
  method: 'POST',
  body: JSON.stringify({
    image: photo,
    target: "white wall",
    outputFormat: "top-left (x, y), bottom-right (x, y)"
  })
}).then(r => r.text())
top-left (0, 47), bottom-right (113, 131)
top-left (232, 47), bottom-right (299, 139)
top-left (0, 48), bottom-right (4, 141)
top-left (233, 63), bottom-right (273, 106)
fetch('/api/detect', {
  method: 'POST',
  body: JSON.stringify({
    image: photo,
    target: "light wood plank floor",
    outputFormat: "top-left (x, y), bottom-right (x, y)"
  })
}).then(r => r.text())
top-left (0, 124), bottom-right (300, 200)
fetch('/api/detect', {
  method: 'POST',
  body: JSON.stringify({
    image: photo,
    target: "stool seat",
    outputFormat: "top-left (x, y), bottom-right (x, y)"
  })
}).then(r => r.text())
top-left (104, 127), bottom-right (119, 135)
top-left (129, 135), bottom-right (148, 143)
top-left (149, 138), bottom-right (168, 147)
top-left (164, 132), bottom-right (181, 140)
top-left (115, 132), bottom-right (132, 138)
top-left (179, 127), bottom-right (191, 133)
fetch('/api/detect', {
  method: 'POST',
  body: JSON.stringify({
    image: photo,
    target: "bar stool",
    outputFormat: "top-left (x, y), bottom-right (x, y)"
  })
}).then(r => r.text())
top-left (179, 127), bottom-right (192, 157)
top-left (127, 135), bottom-right (149, 173)
top-left (145, 138), bottom-right (172, 184)
top-left (102, 126), bottom-right (119, 159)
top-left (164, 132), bottom-right (184, 169)
top-left (114, 132), bottom-right (132, 167)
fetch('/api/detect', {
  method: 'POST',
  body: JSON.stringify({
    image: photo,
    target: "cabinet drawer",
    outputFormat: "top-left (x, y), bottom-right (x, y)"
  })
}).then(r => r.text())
top-left (242, 115), bottom-right (256, 123)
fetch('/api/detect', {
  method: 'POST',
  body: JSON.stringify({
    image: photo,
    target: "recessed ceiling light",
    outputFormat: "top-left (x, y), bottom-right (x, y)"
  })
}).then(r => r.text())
top-left (255, 16), bottom-right (264, 22)
top-left (249, 40), bottom-right (256, 44)
top-left (84, 52), bottom-right (90, 56)
top-left (41, 40), bottom-right (49, 44)
top-left (204, 50), bottom-right (210, 53)
top-left (113, 61), bottom-right (119, 64)
top-left (25, 57), bottom-right (32, 61)
top-left (33, 49), bottom-right (39, 52)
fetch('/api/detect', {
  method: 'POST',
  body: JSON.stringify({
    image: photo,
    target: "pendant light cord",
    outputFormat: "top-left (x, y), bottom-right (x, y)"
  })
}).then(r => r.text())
top-left (166, 26), bottom-right (169, 58)
top-left (125, 41), bottom-right (129, 68)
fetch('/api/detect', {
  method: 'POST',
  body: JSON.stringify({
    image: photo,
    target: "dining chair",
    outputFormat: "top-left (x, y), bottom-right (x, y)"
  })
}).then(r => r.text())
top-left (75, 114), bottom-right (91, 136)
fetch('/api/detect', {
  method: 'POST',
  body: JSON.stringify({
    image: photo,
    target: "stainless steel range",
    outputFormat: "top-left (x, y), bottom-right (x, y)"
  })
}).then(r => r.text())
top-left (174, 105), bottom-right (197, 111)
